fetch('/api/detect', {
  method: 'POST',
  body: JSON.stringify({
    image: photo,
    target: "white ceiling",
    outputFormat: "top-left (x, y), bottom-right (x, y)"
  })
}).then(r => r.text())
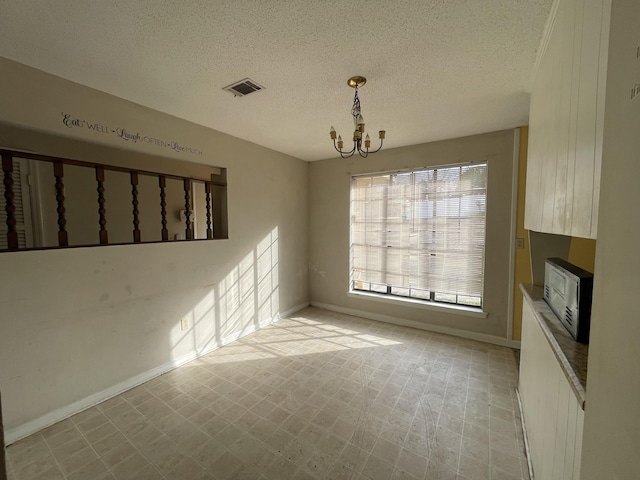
top-left (0, 0), bottom-right (551, 161)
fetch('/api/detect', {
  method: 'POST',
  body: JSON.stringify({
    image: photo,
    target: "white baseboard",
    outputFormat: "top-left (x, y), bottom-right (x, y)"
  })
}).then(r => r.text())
top-left (279, 302), bottom-right (310, 320)
top-left (5, 302), bottom-right (309, 445)
top-left (310, 301), bottom-right (521, 349)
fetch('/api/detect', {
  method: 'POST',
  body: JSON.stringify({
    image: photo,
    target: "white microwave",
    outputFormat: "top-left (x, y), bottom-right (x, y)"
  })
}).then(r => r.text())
top-left (543, 258), bottom-right (594, 344)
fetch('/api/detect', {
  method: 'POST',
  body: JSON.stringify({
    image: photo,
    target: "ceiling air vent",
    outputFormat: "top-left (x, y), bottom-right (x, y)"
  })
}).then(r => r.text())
top-left (222, 78), bottom-right (264, 97)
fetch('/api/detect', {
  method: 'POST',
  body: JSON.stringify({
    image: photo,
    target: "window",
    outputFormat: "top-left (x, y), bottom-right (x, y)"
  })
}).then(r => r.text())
top-left (350, 162), bottom-right (487, 308)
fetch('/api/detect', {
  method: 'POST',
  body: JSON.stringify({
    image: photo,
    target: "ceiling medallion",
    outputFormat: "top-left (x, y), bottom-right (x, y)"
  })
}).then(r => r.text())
top-left (330, 76), bottom-right (385, 158)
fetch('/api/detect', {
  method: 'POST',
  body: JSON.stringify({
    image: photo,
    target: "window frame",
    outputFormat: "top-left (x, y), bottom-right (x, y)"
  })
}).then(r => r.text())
top-left (348, 161), bottom-right (488, 312)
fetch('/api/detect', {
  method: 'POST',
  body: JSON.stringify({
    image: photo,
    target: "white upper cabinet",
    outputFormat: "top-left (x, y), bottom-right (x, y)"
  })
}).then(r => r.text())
top-left (525, 0), bottom-right (611, 239)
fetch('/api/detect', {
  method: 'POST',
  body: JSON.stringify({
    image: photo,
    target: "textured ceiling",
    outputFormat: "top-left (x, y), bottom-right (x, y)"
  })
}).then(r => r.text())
top-left (0, 0), bottom-right (551, 161)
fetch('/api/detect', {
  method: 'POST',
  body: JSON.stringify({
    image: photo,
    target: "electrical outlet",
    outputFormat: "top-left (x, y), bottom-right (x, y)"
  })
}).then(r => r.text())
top-left (516, 238), bottom-right (525, 249)
top-left (181, 317), bottom-right (189, 330)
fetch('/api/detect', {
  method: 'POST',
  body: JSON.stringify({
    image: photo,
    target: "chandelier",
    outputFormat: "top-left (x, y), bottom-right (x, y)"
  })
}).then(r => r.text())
top-left (330, 76), bottom-right (385, 158)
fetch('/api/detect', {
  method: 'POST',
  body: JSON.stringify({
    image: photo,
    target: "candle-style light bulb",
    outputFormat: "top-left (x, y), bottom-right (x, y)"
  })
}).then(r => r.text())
top-left (365, 134), bottom-right (371, 149)
top-left (330, 126), bottom-right (336, 140)
top-left (337, 135), bottom-right (343, 149)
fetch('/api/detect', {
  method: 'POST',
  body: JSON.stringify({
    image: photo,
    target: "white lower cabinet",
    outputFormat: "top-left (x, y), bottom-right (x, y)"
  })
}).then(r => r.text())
top-left (519, 300), bottom-right (584, 480)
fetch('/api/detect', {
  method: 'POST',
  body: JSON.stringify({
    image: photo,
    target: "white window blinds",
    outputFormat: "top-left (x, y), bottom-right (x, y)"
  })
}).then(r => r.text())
top-left (350, 162), bottom-right (487, 307)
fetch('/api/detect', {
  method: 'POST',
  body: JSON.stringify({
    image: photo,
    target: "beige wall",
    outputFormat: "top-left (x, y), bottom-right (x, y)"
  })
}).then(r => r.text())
top-left (0, 58), bottom-right (309, 441)
top-left (309, 129), bottom-right (517, 340)
top-left (581, 0), bottom-right (640, 478)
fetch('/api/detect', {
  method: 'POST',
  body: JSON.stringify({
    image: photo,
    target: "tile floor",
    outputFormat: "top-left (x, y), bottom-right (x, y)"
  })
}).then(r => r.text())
top-left (5, 307), bottom-right (529, 480)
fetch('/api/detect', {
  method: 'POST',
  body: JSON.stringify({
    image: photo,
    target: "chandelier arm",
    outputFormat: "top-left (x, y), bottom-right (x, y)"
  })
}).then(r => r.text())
top-left (333, 138), bottom-right (356, 157)
top-left (343, 144), bottom-right (357, 156)
top-left (366, 139), bottom-right (384, 154)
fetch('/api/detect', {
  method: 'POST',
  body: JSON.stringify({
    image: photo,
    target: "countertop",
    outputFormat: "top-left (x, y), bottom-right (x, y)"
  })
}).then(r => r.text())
top-left (520, 283), bottom-right (588, 409)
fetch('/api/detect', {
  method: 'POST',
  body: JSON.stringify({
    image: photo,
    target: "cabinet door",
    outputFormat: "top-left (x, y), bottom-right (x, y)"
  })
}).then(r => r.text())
top-left (525, 0), bottom-right (573, 235)
top-left (524, 0), bottom-right (609, 239)
top-left (571, 0), bottom-right (606, 238)
top-left (518, 301), bottom-right (584, 479)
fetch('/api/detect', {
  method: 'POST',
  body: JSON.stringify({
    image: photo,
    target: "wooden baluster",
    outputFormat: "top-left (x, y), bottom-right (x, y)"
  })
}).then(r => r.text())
top-left (53, 161), bottom-right (68, 247)
top-left (184, 178), bottom-right (193, 240)
top-left (159, 176), bottom-right (168, 241)
top-left (1, 152), bottom-right (18, 250)
top-left (96, 166), bottom-right (108, 245)
top-left (205, 181), bottom-right (213, 239)
top-left (130, 172), bottom-right (141, 243)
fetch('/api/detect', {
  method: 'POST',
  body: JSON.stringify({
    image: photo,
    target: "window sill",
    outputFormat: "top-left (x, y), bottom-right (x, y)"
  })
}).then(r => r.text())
top-left (347, 290), bottom-right (488, 318)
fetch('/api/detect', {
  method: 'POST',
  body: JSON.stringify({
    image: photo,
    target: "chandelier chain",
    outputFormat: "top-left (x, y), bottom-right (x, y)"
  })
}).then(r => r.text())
top-left (351, 87), bottom-right (361, 123)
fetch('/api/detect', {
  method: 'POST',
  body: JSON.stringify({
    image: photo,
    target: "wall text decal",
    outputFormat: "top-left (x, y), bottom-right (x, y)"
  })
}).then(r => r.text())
top-left (60, 112), bottom-right (203, 156)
